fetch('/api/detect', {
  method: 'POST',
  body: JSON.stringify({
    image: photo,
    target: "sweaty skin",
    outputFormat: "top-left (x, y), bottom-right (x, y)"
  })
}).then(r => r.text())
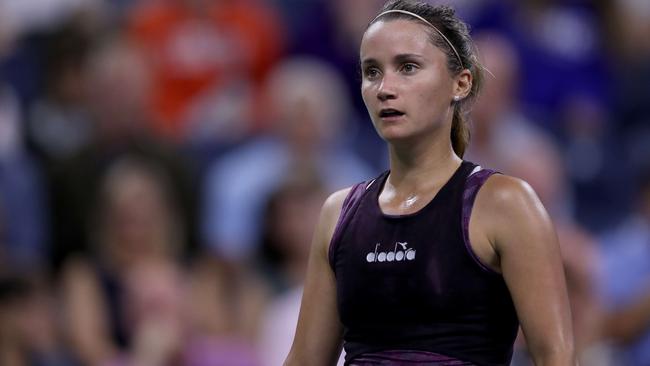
top-left (285, 17), bottom-right (575, 366)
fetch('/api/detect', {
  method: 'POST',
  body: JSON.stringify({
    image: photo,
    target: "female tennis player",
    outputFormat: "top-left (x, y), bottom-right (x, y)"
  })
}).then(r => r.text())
top-left (284, 1), bottom-right (575, 365)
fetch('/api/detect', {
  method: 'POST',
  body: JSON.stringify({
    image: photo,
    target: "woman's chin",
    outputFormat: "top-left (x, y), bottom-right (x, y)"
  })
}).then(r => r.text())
top-left (377, 128), bottom-right (415, 143)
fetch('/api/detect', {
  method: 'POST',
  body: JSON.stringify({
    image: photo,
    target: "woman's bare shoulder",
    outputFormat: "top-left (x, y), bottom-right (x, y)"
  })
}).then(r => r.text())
top-left (319, 187), bottom-right (354, 235)
top-left (323, 187), bottom-right (353, 215)
top-left (475, 173), bottom-right (540, 213)
top-left (474, 173), bottom-right (554, 253)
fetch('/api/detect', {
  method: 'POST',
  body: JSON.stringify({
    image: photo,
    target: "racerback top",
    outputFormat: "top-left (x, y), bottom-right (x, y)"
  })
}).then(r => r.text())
top-left (328, 161), bottom-right (519, 366)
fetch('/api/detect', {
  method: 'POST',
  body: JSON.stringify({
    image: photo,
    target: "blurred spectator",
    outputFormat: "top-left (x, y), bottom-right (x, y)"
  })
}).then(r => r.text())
top-left (283, 0), bottom-right (386, 167)
top-left (0, 83), bottom-right (49, 272)
top-left (61, 156), bottom-right (265, 366)
top-left (0, 0), bottom-right (101, 37)
top-left (597, 168), bottom-right (650, 365)
top-left (61, 157), bottom-right (188, 366)
top-left (606, 0), bottom-right (650, 196)
top-left (512, 1), bottom-right (610, 129)
top-left (26, 17), bottom-right (94, 163)
top-left (0, 274), bottom-right (77, 366)
top-left (465, 31), bottom-right (545, 173)
top-left (284, 0), bottom-right (382, 113)
top-left (48, 35), bottom-right (196, 270)
top-left (184, 256), bottom-right (267, 366)
top-left (0, 0), bottom-right (104, 106)
top-left (201, 56), bottom-right (374, 261)
top-left (126, 0), bottom-right (285, 141)
top-left (257, 169), bottom-right (327, 293)
top-left (255, 170), bottom-right (345, 366)
top-left (461, 1), bottom-right (610, 125)
top-left (560, 93), bottom-right (629, 232)
top-left (83, 35), bottom-right (152, 143)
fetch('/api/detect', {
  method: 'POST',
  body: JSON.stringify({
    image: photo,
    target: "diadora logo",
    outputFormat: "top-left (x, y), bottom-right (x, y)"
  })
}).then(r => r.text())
top-left (366, 241), bottom-right (416, 263)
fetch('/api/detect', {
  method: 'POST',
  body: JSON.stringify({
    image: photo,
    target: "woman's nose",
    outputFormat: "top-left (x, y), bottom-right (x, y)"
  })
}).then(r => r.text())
top-left (377, 75), bottom-right (397, 101)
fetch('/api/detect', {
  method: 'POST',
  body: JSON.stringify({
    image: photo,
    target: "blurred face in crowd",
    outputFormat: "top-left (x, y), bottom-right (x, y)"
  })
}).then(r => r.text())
top-left (100, 163), bottom-right (178, 267)
top-left (85, 40), bottom-right (151, 136)
top-left (265, 58), bottom-right (348, 152)
top-left (471, 33), bottom-right (519, 125)
top-left (360, 19), bottom-right (458, 144)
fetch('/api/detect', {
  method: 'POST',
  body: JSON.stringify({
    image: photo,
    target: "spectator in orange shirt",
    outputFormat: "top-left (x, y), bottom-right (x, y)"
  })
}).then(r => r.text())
top-left (127, 0), bottom-right (285, 141)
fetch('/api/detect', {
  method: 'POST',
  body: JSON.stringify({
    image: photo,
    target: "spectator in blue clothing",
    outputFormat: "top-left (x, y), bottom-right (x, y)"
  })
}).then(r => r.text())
top-left (202, 57), bottom-right (375, 262)
top-left (0, 83), bottom-right (48, 273)
top-left (597, 167), bottom-right (650, 365)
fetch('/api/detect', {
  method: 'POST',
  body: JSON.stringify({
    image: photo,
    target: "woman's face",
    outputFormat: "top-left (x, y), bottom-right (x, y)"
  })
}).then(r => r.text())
top-left (360, 19), bottom-right (457, 143)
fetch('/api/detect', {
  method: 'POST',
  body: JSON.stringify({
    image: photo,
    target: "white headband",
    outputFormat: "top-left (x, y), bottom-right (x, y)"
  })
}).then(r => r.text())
top-left (372, 9), bottom-right (464, 69)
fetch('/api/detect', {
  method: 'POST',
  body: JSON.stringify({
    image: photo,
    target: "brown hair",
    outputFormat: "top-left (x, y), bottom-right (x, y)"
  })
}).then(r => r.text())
top-left (369, 0), bottom-right (483, 157)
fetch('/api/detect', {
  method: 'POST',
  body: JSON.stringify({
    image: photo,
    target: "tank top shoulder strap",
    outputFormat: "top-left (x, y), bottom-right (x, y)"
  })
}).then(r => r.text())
top-left (461, 165), bottom-right (501, 274)
top-left (328, 172), bottom-right (388, 269)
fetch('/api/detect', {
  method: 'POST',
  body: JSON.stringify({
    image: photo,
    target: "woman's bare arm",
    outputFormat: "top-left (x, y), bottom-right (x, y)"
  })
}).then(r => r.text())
top-left (61, 258), bottom-right (117, 366)
top-left (472, 175), bottom-right (576, 366)
top-left (284, 188), bottom-right (350, 366)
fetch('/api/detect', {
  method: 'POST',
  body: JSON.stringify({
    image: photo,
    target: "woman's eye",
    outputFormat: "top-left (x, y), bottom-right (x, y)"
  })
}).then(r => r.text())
top-left (365, 67), bottom-right (380, 79)
top-left (401, 63), bottom-right (417, 73)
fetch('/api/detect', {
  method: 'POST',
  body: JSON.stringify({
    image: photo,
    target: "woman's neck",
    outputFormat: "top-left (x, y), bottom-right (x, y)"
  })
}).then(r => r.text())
top-left (387, 137), bottom-right (462, 193)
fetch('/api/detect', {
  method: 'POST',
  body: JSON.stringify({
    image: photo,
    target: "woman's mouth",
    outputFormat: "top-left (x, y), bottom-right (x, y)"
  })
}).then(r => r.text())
top-left (379, 108), bottom-right (405, 120)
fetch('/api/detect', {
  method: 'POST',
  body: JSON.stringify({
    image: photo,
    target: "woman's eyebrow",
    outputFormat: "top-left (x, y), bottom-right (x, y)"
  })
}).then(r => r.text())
top-left (361, 53), bottom-right (424, 66)
top-left (393, 53), bottom-right (425, 63)
top-left (361, 58), bottom-right (378, 67)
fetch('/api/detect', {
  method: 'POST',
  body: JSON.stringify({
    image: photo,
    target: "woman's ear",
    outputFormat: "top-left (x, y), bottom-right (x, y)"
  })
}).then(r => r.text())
top-left (454, 69), bottom-right (472, 99)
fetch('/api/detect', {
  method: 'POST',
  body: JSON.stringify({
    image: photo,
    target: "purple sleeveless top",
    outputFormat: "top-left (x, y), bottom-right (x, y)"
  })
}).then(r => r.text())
top-left (329, 162), bottom-right (518, 366)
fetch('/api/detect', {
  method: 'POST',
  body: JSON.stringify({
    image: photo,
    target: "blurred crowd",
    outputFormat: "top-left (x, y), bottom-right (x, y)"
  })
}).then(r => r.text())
top-left (0, 0), bottom-right (649, 365)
